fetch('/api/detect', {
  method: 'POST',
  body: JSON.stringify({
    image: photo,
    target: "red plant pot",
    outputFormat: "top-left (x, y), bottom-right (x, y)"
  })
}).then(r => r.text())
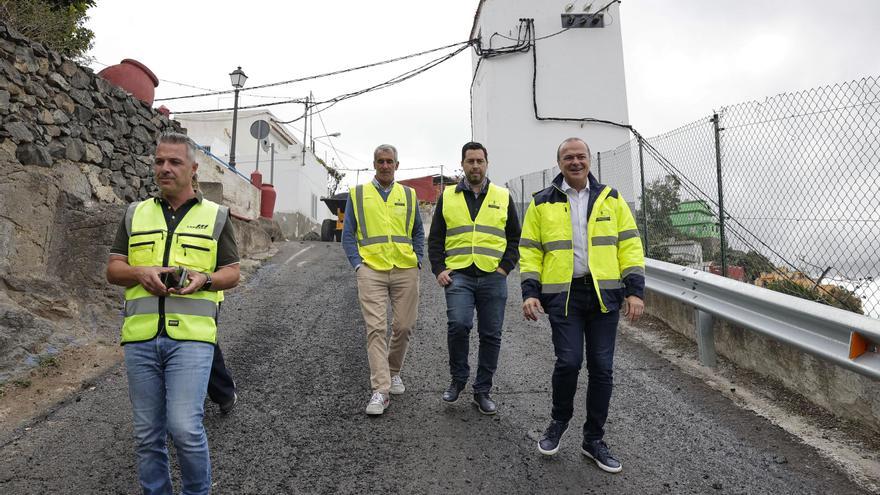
top-left (98, 59), bottom-right (159, 105)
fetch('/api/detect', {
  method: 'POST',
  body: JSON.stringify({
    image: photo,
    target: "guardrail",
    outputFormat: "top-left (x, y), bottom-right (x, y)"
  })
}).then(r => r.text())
top-left (646, 259), bottom-right (880, 380)
top-left (195, 145), bottom-right (254, 185)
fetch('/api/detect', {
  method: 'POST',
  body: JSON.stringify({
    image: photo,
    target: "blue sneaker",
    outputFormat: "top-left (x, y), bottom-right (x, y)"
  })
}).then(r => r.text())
top-left (537, 420), bottom-right (568, 455)
top-left (581, 439), bottom-right (622, 473)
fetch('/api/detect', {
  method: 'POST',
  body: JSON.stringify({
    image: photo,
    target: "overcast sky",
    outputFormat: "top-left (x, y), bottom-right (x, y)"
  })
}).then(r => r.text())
top-left (85, 0), bottom-right (880, 189)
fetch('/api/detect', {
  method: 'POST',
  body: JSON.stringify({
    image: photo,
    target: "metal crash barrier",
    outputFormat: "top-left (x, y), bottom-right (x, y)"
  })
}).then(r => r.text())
top-left (646, 259), bottom-right (880, 380)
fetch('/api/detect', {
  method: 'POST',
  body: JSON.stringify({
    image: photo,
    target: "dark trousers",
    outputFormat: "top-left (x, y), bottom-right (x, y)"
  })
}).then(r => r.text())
top-left (207, 304), bottom-right (236, 405)
top-left (548, 276), bottom-right (619, 442)
top-left (207, 343), bottom-right (236, 405)
top-left (444, 271), bottom-right (508, 393)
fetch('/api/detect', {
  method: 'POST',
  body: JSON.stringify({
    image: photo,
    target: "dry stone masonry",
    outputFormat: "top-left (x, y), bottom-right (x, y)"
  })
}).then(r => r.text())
top-left (0, 19), bottom-right (181, 379)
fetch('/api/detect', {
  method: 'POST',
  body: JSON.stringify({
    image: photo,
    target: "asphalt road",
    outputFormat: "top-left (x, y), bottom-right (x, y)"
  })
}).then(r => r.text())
top-left (0, 240), bottom-right (869, 494)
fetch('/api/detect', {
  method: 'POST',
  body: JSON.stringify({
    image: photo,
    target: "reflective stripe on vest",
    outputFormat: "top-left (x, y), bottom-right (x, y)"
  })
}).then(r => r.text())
top-left (518, 184), bottom-right (644, 313)
top-left (351, 182), bottom-right (418, 270)
top-left (442, 183), bottom-right (509, 272)
top-left (121, 199), bottom-right (225, 344)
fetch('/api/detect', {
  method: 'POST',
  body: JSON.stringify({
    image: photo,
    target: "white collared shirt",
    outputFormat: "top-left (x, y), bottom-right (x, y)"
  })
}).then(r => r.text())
top-left (561, 178), bottom-right (590, 277)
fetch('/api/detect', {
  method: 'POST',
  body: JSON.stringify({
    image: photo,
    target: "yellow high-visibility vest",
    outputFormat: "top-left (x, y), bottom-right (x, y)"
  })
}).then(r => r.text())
top-left (519, 181), bottom-right (644, 314)
top-left (121, 198), bottom-right (226, 344)
top-left (350, 182), bottom-right (418, 270)
top-left (442, 183), bottom-right (509, 272)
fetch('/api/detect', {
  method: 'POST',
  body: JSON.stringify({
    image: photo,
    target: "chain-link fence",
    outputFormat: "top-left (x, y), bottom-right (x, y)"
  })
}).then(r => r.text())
top-left (507, 75), bottom-right (880, 318)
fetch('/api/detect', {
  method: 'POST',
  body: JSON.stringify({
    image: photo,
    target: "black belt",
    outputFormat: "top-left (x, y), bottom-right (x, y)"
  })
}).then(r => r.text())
top-left (571, 275), bottom-right (593, 284)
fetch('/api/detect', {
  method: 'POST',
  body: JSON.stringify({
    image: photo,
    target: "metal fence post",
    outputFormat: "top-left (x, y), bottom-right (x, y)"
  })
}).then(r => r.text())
top-left (542, 169), bottom-right (546, 189)
top-left (638, 137), bottom-right (649, 253)
top-left (597, 151), bottom-right (602, 183)
top-left (712, 113), bottom-right (728, 277)
top-left (695, 310), bottom-right (717, 368)
top-left (521, 176), bottom-right (526, 223)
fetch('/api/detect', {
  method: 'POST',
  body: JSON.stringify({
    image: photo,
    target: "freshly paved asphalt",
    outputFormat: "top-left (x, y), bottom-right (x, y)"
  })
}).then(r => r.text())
top-left (0, 241), bottom-right (869, 494)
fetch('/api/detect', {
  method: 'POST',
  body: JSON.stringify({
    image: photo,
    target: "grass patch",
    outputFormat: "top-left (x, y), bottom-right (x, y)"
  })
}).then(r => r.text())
top-left (12, 379), bottom-right (31, 389)
top-left (38, 355), bottom-right (60, 369)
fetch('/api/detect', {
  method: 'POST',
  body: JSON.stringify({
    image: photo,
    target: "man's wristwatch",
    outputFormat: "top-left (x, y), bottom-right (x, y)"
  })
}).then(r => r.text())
top-left (202, 273), bottom-right (213, 291)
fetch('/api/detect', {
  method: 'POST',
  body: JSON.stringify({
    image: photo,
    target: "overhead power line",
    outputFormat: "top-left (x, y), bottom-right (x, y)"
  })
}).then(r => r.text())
top-left (155, 40), bottom-right (473, 102)
top-left (171, 97), bottom-right (308, 115)
top-left (272, 42), bottom-right (471, 125)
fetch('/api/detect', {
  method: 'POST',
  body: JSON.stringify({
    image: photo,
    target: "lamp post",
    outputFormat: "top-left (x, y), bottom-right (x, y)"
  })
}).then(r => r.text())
top-left (311, 132), bottom-right (341, 152)
top-left (228, 66), bottom-right (248, 168)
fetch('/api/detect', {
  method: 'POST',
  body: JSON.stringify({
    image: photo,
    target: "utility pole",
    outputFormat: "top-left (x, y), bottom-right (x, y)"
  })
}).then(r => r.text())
top-left (270, 143), bottom-right (275, 184)
top-left (301, 95), bottom-right (309, 167)
top-left (712, 113), bottom-right (728, 277)
top-left (638, 136), bottom-right (648, 253)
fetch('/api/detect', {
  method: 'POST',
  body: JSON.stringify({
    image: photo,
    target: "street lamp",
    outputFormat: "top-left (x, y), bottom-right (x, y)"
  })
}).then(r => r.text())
top-left (228, 66), bottom-right (248, 168)
top-left (311, 132), bottom-right (341, 153)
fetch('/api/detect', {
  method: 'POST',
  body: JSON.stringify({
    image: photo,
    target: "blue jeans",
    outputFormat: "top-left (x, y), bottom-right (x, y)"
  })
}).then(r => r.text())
top-left (124, 336), bottom-right (214, 495)
top-left (444, 271), bottom-right (508, 393)
top-left (547, 276), bottom-right (619, 442)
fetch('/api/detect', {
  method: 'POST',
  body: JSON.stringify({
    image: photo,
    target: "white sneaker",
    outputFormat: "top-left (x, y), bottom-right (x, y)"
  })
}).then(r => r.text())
top-left (390, 375), bottom-right (406, 395)
top-left (365, 392), bottom-right (389, 415)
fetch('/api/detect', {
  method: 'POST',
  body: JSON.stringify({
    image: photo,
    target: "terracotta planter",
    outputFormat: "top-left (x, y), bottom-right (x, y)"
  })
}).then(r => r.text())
top-left (98, 59), bottom-right (159, 105)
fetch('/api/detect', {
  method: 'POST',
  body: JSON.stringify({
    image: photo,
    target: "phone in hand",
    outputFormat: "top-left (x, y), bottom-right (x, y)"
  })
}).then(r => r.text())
top-left (161, 266), bottom-right (189, 289)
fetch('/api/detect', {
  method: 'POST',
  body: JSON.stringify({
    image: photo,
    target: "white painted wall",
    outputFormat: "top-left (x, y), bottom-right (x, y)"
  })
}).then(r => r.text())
top-left (193, 149), bottom-right (261, 220)
top-left (471, 0), bottom-right (635, 199)
top-left (176, 109), bottom-right (332, 223)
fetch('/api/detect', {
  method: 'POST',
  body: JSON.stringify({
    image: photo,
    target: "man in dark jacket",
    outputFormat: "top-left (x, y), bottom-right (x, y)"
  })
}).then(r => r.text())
top-left (429, 141), bottom-right (521, 415)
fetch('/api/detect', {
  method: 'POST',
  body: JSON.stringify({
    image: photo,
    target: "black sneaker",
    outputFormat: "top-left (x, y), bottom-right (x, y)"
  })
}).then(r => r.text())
top-left (442, 381), bottom-right (466, 403)
top-left (537, 420), bottom-right (568, 456)
top-left (472, 392), bottom-right (497, 415)
top-left (220, 392), bottom-right (238, 414)
top-left (581, 439), bottom-right (622, 473)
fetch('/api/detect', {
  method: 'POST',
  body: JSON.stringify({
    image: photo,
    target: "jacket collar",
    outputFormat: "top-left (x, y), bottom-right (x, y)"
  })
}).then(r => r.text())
top-left (551, 172), bottom-right (603, 195)
top-left (154, 191), bottom-right (203, 205)
top-left (456, 177), bottom-right (491, 193)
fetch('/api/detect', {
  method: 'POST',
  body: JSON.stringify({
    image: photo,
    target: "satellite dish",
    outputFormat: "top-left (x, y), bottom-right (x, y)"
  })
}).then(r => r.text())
top-left (261, 139), bottom-right (270, 152)
top-left (249, 119), bottom-right (270, 140)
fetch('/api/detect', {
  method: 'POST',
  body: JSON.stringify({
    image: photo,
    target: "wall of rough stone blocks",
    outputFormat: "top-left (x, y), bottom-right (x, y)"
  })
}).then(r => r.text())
top-left (0, 20), bottom-right (271, 379)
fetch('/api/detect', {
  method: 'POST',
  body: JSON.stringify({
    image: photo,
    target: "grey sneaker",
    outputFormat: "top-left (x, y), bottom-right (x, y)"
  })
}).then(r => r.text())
top-left (365, 392), bottom-right (389, 415)
top-left (581, 439), bottom-right (623, 473)
top-left (390, 375), bottom-right (406, 395)
top-left (538, 420), bottom-right (568, 455)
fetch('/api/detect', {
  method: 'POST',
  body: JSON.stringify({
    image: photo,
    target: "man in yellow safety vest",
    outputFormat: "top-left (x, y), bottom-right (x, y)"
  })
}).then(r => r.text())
top-left (428, 142), bottom-right (520, 415)
top-left (106, 132), bottom-right (240, 493)
top-left (342, 144), bottom-right (425, 415)
top-left (521, 137), bottom-right (645, 474)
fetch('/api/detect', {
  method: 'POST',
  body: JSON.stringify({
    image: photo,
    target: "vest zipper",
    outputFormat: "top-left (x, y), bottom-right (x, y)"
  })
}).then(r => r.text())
top-left (181, 244), bottom-right (210, 256)
top-left (131, 229), bottom-right (165, 237)
top-left (177, 232), bottom-right (214, 241)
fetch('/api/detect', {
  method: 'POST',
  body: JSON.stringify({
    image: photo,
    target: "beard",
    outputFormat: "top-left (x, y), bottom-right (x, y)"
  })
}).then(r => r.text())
top-left (467, 172), bottom-right (484, 185)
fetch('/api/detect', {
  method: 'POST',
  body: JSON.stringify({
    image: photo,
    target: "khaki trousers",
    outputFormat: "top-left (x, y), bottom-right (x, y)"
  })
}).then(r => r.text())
top-left (356, 265), bottom-right (419, 394)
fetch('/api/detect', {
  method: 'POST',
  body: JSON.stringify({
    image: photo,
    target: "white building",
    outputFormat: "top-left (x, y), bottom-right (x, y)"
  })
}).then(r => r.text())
top-left (175, 109), bottom-right (333, 237)
top-left (470, 0), bottom-right (634, 198)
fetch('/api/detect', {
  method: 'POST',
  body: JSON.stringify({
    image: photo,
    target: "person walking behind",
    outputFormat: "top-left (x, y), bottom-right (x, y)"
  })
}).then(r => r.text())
top-left (428, 141), bottom-right (520, 415)
top-left (342, 144), bottom-right (425, 415)
top-left (520, 137), bottom-right (645, 473)
top-left (106, 132), bottom-right (240, 494)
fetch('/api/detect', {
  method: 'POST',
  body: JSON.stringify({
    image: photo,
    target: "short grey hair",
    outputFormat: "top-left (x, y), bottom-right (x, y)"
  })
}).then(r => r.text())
top-left (373, 144), bottom-right (398, 162)
top-left (556, 137), bottom-right (591, 161)
top-left (157, 132), bottom-right (198, 162)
